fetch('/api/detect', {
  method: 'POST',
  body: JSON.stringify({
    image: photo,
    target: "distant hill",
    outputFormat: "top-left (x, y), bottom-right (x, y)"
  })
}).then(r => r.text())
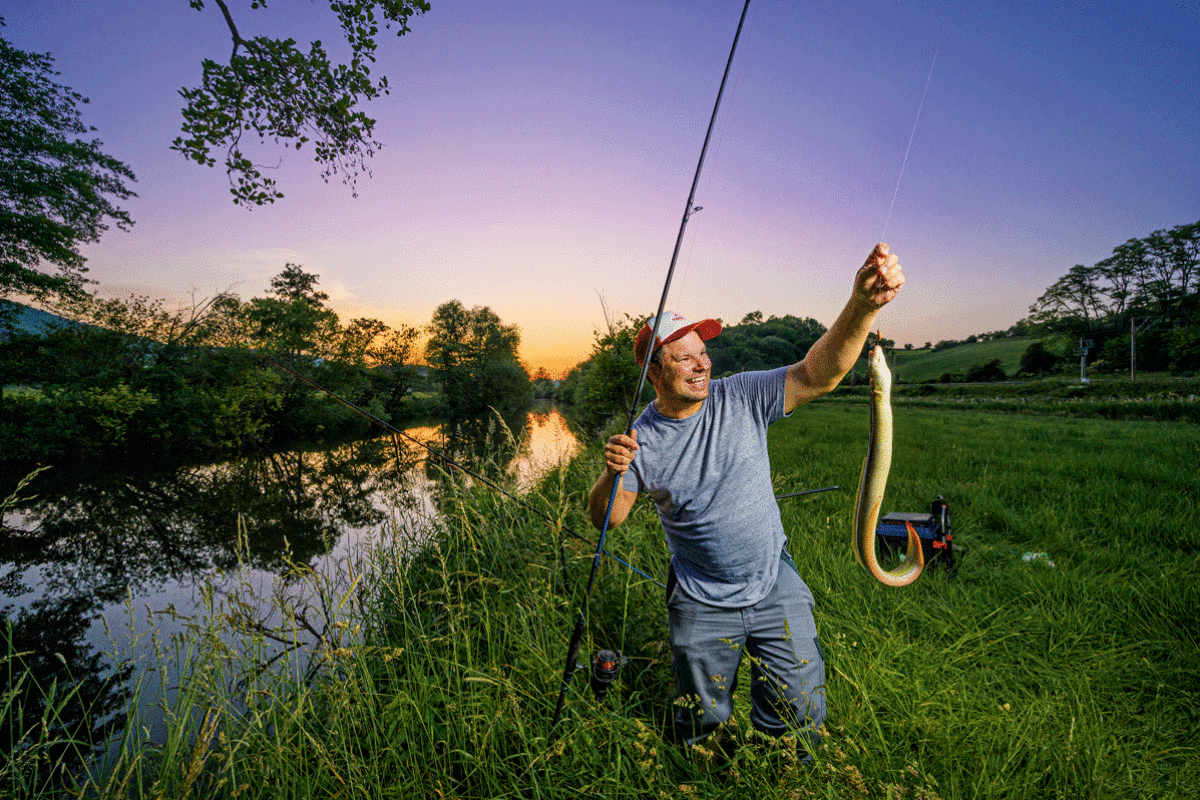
top-left (852, 336), bottom-right (1066, 383)
top-left (0, 301), bottom-right (80, 338)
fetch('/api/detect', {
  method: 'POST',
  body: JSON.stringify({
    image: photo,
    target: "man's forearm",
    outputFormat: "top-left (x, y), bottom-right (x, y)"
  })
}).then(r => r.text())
top-left (802, 296), bottom-right (880, 392)
top-left (589, 470), bottom-right (619, 530)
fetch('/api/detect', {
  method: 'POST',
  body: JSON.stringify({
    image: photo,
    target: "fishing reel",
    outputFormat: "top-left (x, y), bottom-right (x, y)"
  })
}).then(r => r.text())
top-left (588, 650), bottom-right (628, 701)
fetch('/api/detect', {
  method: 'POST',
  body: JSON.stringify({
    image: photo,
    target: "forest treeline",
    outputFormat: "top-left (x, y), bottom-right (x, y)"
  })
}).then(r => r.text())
top-left (1024, 219), bottom-right (1200, 373)
top-left (0, 266), bottom-right (531, 467)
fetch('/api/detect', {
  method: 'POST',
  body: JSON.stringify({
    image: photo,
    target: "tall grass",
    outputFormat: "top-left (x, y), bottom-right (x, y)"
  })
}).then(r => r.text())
top-left (5, 405), bottom-right (1198, 798)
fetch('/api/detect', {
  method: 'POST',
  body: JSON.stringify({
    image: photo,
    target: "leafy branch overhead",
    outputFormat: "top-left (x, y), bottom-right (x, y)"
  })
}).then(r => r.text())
top-left (174, 0), bottom-right (430, 206)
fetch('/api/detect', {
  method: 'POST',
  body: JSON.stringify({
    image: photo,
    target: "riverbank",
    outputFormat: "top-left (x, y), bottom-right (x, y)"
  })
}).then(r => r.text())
top-left (7, 403), bottom-right (1199, 798)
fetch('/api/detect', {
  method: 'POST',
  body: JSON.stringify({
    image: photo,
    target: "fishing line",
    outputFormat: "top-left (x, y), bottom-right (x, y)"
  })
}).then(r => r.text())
top-left (548, 0), bottom-right (753, 741)
top-left (262, 356), bottom-right (664, 588)
top-left (880, 47), bottom-right (937, 243)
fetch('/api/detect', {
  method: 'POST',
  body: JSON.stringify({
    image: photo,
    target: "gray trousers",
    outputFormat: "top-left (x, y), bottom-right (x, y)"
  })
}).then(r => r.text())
top-left (667, 554), bottom-right (826, 746)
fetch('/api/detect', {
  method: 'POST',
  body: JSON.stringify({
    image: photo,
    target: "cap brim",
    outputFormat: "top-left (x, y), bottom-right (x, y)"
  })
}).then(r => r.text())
top-left (635, 316), bottom-right (723, 364)
top-left (662, 318), bottom-right (722, 346)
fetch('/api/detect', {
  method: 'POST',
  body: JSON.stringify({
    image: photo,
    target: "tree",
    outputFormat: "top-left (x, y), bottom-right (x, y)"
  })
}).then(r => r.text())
top-left (1019, 340), bottom-right (1059, 376)
top-left (49, 287), bottom-right (242, 349)
top-left (176, 0), bottom-right (431, 206)
top-left (531, 367), bottom-right (556, 399)
top-left (0, 27), bottom-right (136, 325)
top-left (267, 262), bottom-right (330, 307)
top-left (363, 322), bottom-right (420, 368)
top-left (1095, 251), bottom-right (1136, 315)
top-left (337, 316), bottom-right (390, 364)
top-left (1027, 263), bottom-right (1107, 333)
top-left (243, 263), bottom-right (340, 359)
top-left (1166, 222), bottom-right (1200, 322)
top-left (425, 301), bottom-right (521, 371)
top-left (965, 358), bottom-right (1006, 382)
top-left (705, 313), bottom-right (825, 376)
top-left (864, 332), bottom-right (895, 357)
top-left (1169, 325), bottom-right (1200, 372)
top-left (424, 300), bottom-right (528, 418)
top-left (755, 335), bottom-right (797, 365)
top-left (568, 313), bottom-right (648, 432)
top-left (1027, 220), bottom-right (1199, 337)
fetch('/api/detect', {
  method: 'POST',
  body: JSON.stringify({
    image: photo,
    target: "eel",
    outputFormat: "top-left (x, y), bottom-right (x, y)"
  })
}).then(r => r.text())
top-left (853, 344), bottom-right (925, 586)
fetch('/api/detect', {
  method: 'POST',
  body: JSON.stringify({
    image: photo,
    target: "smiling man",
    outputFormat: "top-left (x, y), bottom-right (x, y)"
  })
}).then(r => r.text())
top-left (589, 243), bottom-right (904, 751)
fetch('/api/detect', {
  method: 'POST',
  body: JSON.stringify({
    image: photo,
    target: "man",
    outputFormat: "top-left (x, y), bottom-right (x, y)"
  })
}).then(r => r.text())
top-left (589, 243), bottom-right (905, 749)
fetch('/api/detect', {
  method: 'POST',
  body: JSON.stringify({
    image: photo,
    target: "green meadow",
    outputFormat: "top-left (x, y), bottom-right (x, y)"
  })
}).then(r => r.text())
top-left (5, 402), bottom-right (1198, 799)
top-left (878, 338), bottom-right (1045, 383)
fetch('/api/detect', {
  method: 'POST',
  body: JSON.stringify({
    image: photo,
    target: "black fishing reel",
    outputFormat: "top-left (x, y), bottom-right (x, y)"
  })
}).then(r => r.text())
top-left (930, 496), bottom-right (950, 537)
top-left (588, 650), bottom-right (628, 701)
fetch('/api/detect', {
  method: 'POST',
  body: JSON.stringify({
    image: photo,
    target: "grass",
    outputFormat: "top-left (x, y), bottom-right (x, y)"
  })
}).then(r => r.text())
top-left (769, 404), bottom-right (1198, 798)
top-left (4, 404), bottom-right (1198, 798)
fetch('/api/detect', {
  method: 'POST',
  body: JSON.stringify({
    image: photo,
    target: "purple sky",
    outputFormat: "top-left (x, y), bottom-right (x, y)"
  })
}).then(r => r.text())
top-left (4, 0), bottom-right (1198, 374)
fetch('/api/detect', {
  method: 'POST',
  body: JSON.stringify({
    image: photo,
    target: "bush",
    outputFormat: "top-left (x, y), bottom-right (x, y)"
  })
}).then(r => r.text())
top-left (1102, 329), bottom-right (1171, 372)
top-left (1019, 341), bottom-right (1060, 376)
top-left (965, 358), bottom-right (1007, 382)
top-left (1169, 325), bottom-right (1200, 372)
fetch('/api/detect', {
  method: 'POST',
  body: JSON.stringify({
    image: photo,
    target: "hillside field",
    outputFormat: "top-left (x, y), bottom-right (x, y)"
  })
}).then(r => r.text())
top-left (854, 336), bottom-right (1069, 383)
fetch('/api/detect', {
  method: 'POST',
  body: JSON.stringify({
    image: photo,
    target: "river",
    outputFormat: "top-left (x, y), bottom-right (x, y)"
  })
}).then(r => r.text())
top-left (0, 406), bottom-right (581, 758)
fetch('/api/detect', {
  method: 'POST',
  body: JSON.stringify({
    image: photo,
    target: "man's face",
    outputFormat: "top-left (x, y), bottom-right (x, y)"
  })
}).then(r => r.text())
top-left (650, 331), bottom-right (712, 409)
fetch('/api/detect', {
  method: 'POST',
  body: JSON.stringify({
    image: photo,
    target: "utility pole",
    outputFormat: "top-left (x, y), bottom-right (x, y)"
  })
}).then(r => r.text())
top-left (1131, 317), bottom-right (1136, 382)
top-left (1130, 317), bottom-right (1154, 382)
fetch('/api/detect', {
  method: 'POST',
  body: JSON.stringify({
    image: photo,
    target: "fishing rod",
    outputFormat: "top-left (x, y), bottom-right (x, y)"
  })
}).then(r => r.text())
top-left (776, 485), bottom-right (838, 501)
top-left (547, 0), bottom-right (753, 740)
top-left (262, 356), bottom-right (665, 589)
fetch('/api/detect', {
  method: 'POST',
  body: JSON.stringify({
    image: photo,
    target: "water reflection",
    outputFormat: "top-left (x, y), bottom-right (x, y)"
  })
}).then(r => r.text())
top-left (0, 408), bottom-right (581, 769)
top-left (512, 408), bottom-right (582, 491)
top-left (415, 406), bottom-right (580, 492)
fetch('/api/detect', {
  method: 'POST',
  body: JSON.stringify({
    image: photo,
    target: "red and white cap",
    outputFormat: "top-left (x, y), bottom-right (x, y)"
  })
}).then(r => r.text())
top-left (634, 311), bottom-right (722, 365)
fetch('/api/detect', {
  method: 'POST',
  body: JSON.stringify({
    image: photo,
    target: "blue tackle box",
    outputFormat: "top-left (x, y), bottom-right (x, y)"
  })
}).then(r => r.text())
top-left (875, 497), bottom-right (955, 574)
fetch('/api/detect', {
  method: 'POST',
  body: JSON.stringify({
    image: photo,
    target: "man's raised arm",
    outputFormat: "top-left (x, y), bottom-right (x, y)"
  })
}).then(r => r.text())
top-left (785, 243), bottom-right (905, 413)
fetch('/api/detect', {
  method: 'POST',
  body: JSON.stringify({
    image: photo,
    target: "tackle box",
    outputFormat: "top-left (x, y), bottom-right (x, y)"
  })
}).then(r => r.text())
top-left (875, 497), bottom-right (955, 574)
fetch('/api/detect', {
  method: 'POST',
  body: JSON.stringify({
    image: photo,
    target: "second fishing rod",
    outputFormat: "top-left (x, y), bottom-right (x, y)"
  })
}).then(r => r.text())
top-left (546, 0), bottom-right (753, 740)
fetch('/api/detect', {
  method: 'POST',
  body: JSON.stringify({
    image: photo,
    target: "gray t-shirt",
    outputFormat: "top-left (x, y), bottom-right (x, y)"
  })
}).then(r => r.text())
top-left (621, 366), bottom-right (790, 608)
